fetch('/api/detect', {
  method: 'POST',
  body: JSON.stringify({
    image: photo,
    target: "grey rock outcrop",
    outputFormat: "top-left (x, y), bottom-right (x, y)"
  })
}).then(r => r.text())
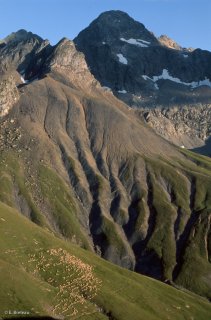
top-left (45, 38), bottom-right (99, 90)
top-left (158, 34), bottom-right (194, 52)
top-left (158, 35), bottom-right (182, 50)
top-left (0, 74), bottom-right (19, 116)
top-left (138, 104), bottom-right (211, 148)
top-left (0, 29), bottom-right (52, 80)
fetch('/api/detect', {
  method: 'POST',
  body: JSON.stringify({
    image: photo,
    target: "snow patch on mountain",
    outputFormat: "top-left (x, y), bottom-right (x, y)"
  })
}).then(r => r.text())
top-left (102, 86), bottom-right (112, 92)
top-left (21, 76), bottom-right (26, 84)
top-left (142, 75), bottom-right (150, 81)
top-left (142, 69), bottom-right (211, 89)
top-left (118, 89), bottom-right (127, 93)
top-left (191, 78), bottom-right (211, 88)
top-left (154, 83), bottom-right (159, 90)
top-left (120, 38), bottom-right (150, 47)
top-left (20, 75), bottom-right (29, 84)
top-left (117, 53), bottom-right (128, 65)
top-left (152, 69), bottom-right (181, 83)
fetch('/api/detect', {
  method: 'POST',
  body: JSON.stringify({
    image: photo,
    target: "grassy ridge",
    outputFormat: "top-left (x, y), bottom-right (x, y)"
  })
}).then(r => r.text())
top-left (0, 148), bottom-right (211, 305)
top-left (144, 154), bottom-right (211, 299)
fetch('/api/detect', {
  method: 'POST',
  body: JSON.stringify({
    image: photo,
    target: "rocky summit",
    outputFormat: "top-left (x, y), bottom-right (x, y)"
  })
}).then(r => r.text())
top-left (74, 10), bottom-right (211, 149)
top-left (0, 10), bottom-right (211, 319)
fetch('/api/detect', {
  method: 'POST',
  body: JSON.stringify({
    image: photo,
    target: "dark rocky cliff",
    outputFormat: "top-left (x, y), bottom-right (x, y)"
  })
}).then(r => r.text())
top-left (74, 10), bottom-right (211, 149)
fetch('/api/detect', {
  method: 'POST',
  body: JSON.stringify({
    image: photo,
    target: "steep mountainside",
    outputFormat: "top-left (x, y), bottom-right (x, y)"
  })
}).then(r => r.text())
top-left (137, 105), bottom-right (211, 149)
top-left (74, 10), bottom-right (211, 148)
top-left (0, 28), bottom-right (211, 306)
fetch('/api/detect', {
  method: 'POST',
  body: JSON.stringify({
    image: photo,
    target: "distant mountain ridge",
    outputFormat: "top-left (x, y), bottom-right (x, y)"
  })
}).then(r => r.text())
top-left (0, 29), bottom-right (43, 45)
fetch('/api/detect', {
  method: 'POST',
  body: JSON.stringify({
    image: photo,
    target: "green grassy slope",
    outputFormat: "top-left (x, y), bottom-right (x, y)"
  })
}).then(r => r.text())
top-left (142, 153), bottom-right (211, 299)
top-left (0, 151), bottom-right (91, 249)
top-left (0, 201), bottom-right (211, 320)
top-left (0, 146), bottom-right (211, 301)
top-left (0, 73), bottom-right (209, 300)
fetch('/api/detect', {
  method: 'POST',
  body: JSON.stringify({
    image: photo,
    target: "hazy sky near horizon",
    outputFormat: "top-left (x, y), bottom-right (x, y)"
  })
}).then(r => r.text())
top-left (0, 0), bottom-right (210, 51)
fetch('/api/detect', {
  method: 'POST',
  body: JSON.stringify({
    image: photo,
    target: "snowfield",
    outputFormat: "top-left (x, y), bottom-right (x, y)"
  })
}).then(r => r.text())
top-left (118, 89), bottom-right (127, 93)
top-left (120, 37), bottom-right (150, 47)
top-left (117, 53), bottom-right (128, 65)
top-left (142, 69), bottom-right (211, 89)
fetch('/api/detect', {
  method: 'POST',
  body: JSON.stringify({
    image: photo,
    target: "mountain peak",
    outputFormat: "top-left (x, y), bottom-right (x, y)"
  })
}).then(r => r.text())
top-left (46, 38), bottom-right (99, 90)
top-left (75, 10), bottom-right (159, 46)
top-left (158, 34), bottom-right (195, 52)
top-left (158, 34), bottom-right (182, 50)
top-left (49, 38), bottom-right (84, 67)
top-left (1, 29), bottom-right (43, 45)
top-left (97, 10), bottom-right (132, 21)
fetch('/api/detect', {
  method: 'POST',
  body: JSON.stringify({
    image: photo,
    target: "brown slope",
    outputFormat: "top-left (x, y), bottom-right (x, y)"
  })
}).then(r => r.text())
top-left (0, 39), bottom-right (210, 299)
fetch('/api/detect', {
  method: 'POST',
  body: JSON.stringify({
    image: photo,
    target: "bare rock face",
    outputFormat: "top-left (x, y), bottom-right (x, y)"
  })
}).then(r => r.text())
top-left (138, 105), bottom-right (211, 148)
top-left (158, 35), bottom-right (194, 52)
top-left (0, 31), bottom-right (52, 118)
top-left (158, 35), bottom-right (182, 50)
top-left (45, 38), bottom-right (99, 90)
top-left (48, 38), bottom-right (88, 69)
top-left (0, 29), bottom-right (52, 81)
top-left (0, 31), bottom-right (100, 120)
top-left (0, 30), bottom-right (42, 70)
top-left (0, 75), bottom-right (19, 116)
top-left (74, 10), bottom-right (211, 108)
top-left (74, 10), bottom-right (211, 148)
top-left (1, 29), bottom-right (42, 45)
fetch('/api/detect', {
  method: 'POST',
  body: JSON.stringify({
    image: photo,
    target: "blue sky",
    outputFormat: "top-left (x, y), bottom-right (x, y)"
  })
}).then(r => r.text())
top-left (0, 0), bottom-right (210, 51)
